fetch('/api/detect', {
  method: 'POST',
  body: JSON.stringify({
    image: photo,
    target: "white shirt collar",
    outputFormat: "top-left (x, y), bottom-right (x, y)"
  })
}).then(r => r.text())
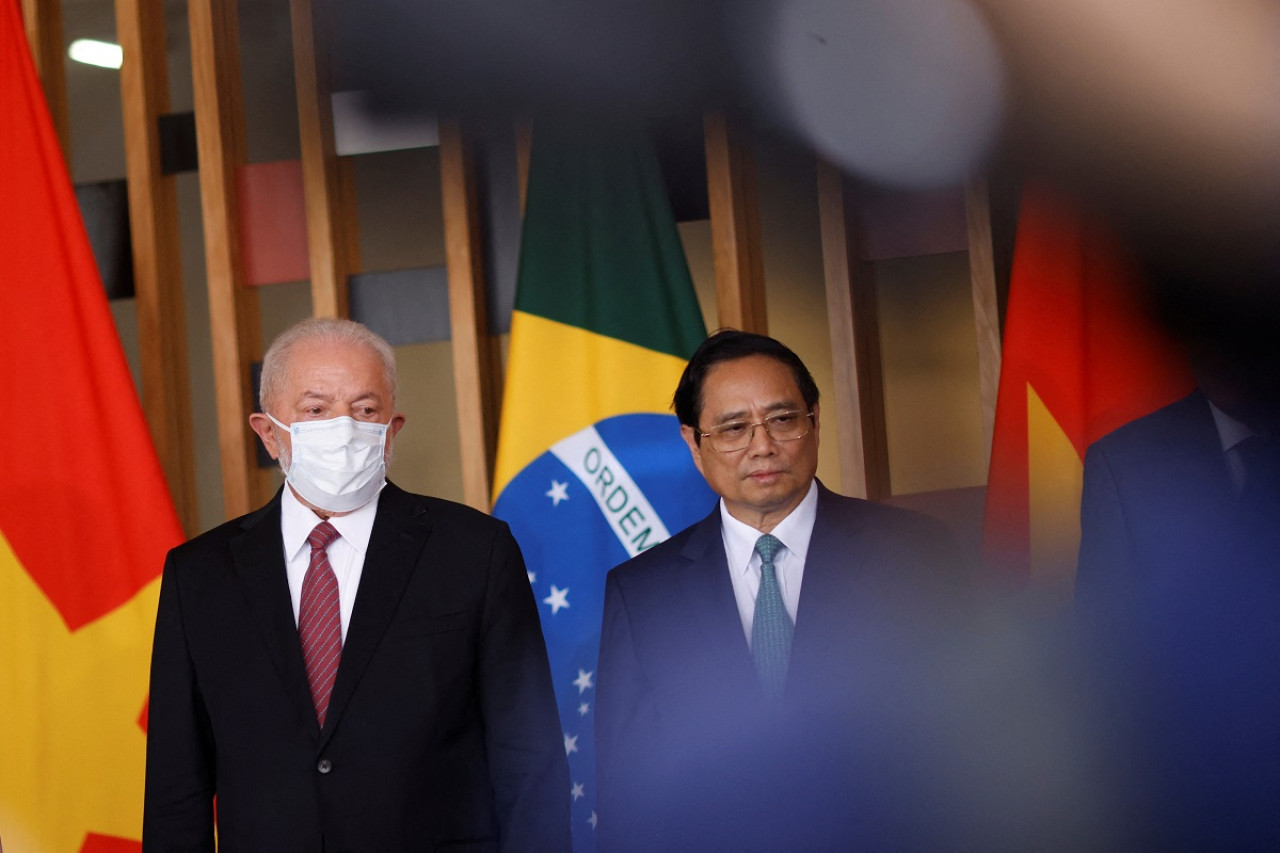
top-left (1207, 398), bottom-right (1258, 454)
top-left (719, 480), bottom-right (819, 574)
top-left (280, 484), bottom-right (380, 563)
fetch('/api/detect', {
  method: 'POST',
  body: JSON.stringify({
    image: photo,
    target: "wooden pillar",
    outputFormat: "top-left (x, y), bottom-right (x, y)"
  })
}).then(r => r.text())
top-left (20, 0), bottom-right (69, 160)
top-left (439, 120), bottom-right (501, 511)
top-left (189, 0), bottom-right (268, 519)
top-left (966, 179), bottom-right (1002, 469)
top-left (290, 0), bottom-right (350, 319)
top-left (116, 0), bottom-right (199, 533)
top-left (816, 159), bottom-right (891, 501)
top-left (704, 112), bottom-right (767, 333)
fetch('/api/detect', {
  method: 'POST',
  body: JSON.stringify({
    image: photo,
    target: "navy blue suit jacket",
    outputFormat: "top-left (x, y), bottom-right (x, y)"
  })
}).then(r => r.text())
top-left (1077, 391), bottom-right (1280, 848)
top-left (596, 483), bottom-right (955, 852)
top-left (143, 483), bottom-right (570, 853)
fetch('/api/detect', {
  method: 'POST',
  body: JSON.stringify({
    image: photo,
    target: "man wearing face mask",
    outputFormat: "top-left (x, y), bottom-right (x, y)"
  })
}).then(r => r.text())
top-left (143, 318), bottom-right (570, 852)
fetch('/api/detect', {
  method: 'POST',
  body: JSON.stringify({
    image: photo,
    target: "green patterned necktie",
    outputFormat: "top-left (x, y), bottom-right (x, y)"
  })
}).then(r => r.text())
top-left (752, 533), bottom-right (793, 700)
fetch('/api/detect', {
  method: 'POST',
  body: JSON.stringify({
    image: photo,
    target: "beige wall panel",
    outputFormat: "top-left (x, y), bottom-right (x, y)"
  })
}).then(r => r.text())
top-left (353, 148), bottom-right (445, 268)
top-left (386, 341), bottom-right (465, 502)
top-left (876, 252), bottom-right (987, 495)
top-left (754, 143), bottom-right (844, 495)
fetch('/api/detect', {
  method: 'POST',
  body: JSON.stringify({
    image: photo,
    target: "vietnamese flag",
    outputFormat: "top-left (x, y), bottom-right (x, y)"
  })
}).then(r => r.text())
top-left (0, 0), bottom-right (184, 849)
top-left (981, 187), bottom-right (1194, 591)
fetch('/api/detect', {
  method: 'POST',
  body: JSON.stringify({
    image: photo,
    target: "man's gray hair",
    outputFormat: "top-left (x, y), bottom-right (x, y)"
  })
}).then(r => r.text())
top-left (258, 317), bottom-right (397, 412)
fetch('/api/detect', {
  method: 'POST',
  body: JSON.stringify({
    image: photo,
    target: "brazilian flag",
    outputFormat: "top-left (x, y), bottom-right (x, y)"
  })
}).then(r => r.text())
top-left (492, 123), bottom-right (715, 849)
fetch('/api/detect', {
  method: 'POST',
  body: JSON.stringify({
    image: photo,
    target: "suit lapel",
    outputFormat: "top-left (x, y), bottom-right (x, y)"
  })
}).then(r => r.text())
top-left (229, 491), bottom-right (320, 736)
top-left (791, 484), bottom-right (866, 684)
top-left (676, 509), bottom-right (759, 696)
top-left (1175, 391), bottom-right (1237, 506)
top-left (321, 483), bottom-right (431, 746)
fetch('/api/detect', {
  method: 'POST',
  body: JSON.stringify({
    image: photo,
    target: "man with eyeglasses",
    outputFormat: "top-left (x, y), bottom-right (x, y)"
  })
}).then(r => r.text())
top-left (596, 330), bottom-right (955, 852)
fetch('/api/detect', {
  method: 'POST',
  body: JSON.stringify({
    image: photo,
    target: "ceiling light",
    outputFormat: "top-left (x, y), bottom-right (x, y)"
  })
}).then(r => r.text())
top-left (68, 39), bottom-right (123, 70)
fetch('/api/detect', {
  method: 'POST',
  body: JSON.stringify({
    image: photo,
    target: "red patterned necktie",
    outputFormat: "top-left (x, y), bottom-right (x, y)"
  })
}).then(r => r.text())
top-left (299, 520), bottom-right (342, 727)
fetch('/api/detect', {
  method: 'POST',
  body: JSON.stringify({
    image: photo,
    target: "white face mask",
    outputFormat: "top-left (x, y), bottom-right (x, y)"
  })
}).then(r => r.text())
top-left (269, 414), bottom-right (390, 513)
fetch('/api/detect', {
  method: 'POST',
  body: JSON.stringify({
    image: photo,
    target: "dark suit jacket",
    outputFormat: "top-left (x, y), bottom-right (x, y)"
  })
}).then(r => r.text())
top-left (1076, 392), bottom-right (1280, 848)
top-left (1077, 390), bottom-right (1243, 611)
top-left (143, 483), bottom-right (570, 853)
top-left (596, 483), bottom-right (955, 852)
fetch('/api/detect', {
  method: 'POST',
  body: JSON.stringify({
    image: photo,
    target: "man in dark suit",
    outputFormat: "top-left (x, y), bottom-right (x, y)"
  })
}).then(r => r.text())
top-left (1077, 366), bottom-right (1280, 848)
top-left (595, 331), bottom-right (955, 852)
top-left (143, 318), bottom-right (569, 852)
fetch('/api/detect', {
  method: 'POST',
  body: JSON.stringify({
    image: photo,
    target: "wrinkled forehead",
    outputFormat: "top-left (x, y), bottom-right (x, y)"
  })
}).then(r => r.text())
top-left (284, 340), bottom-right (391, 391)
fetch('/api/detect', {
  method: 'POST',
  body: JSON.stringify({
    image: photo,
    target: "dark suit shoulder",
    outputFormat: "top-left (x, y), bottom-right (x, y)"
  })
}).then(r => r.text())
top-left (815, 484), bottom-right (954, 547)
top-left (606, 509), bottom-right (715, 586)
top-left (392, 488), bottom-right (510, 532)
top-left (819, 486), bottom-right (938, 526)
top-left (165, 495), bottom-right (278, 565)
top-left (1089, 392), bottom-right (1211, 456)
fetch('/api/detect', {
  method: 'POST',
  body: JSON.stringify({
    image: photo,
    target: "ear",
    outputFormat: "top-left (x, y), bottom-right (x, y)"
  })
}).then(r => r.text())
top-left (810, 402), bottom-right (820, 438)
top-left (249, 412), bottom-right (282, 460)
top-left (680, 424), bottom-right (705, 477)
top-left (388, 412), bottom-right (407, 439)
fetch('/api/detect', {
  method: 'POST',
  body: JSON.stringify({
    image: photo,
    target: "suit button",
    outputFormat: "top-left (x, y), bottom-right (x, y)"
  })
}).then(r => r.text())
top-left (317, 759), bottom-right (333, 774)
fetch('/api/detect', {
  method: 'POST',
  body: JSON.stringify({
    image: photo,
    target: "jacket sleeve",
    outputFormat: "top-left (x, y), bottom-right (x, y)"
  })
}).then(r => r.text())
top-left (478, 522), bottom-right (572, 853)
top-left (142, 550), bottom-right (216, 853)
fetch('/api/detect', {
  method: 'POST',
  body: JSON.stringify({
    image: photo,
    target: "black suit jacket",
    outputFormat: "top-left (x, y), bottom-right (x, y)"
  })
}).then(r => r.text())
top-left (143, 483), bottom-right (570, 853)
top-left (1076, 392), bottom-right (1280, 848)
top-left (596, 483), bottom-right (955, 852)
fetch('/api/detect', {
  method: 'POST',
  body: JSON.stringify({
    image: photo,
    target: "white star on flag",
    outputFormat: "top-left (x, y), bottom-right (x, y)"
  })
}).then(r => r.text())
top-left (573, 668), bottom-right (594, 694)
top-left (564, 732), bottom-right (579, 755)
top-left (589, 811), bottom-right (598, 829)
top-left (546, 479), bottom-right (570, 506)
top-left (527, 570), bottom-right (536, 584)
top-left (571, 781), bottom-right (585, 801)
top-left (578, 702), bottom-right (590, 716)
top-left (543, 585), bottom-right (570, 614)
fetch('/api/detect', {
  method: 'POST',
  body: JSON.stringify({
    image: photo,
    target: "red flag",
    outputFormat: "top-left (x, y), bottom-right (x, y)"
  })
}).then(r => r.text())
top-left (0, 0), bottom-right (183, 848)
top-left (982, 187), bottom-right (1194, 589)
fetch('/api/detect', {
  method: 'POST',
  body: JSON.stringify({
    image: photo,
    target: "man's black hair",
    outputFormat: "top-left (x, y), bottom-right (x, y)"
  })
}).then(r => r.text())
top-left (673, 329), bottom-right (819, 440)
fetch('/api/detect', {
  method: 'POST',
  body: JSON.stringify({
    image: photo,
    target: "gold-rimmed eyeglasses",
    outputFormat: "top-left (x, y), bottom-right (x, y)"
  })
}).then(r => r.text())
top-left (698, 410), bottom-right (815, 452)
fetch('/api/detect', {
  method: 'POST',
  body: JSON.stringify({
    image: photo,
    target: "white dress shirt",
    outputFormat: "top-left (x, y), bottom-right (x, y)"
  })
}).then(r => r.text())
top-left (280, 485), bottom-right (380, 643)
top-left (719, 480), bottom-right (819, 647)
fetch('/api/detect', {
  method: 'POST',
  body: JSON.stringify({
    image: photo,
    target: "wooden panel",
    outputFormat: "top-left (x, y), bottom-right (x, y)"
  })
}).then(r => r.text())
top-left (703, 112), bottom-right (766, 333)
top-left (290, 0), bottom-right (349, 318)
top-left (965, 179), bottom-right (1002, 469)
top-left (817, 159), bottom-right (890, 501)
top-left (116, 0), bottom-right (198, 534)
top-left (189, 0), bottom-right (268, 518)
top-left (439, 120), bottom-right (500, 511)
top-left (20, 0), bottom-right (68, 160)
top-left (338, 154), bottom-right (361, 273)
